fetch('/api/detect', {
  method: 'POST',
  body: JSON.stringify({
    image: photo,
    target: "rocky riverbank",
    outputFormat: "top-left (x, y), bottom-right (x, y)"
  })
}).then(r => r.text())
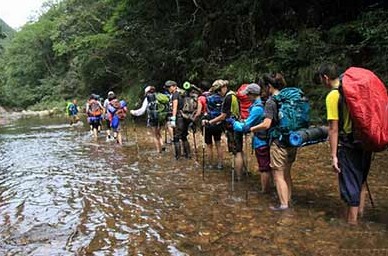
top-left (0, 107), bottom-right (62, 120)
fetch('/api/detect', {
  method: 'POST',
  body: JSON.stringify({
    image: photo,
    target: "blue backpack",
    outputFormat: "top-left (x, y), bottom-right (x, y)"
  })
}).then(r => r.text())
top-left (271, 87), bottom-right (310, 142)
top-left (206, 93), bottom-right (224, 119)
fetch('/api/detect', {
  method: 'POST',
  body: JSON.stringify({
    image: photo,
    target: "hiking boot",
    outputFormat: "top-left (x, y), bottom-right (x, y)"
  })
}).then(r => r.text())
top-left (174, 142), bottom-right (181, 160)
top-left (182, 141), bottom-right (191, 159)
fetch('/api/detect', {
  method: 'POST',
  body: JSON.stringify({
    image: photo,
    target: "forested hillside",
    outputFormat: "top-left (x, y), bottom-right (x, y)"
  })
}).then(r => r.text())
top-left (0, 0), bottom-right (387, 118)
top-left (0, 19), bottom-right (15, 51)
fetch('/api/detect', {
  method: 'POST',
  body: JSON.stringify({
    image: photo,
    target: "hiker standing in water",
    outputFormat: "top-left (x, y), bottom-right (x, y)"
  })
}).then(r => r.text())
top-left (316, 63), bottom-right (372, 225)
top-left (86, 94), bottom-right (104, 139)
top-left (103, 91), bottom-right (116, 141)
top-left (227, 83), bottom-right (271, 193)
top-left (202, 80), bottom-right (244, 179)
top-left (66, 99), bottom-right (80, 125)
top-left (165, 80), bottom-right (191, 160)
top-left (130, 86), bottom-right (168, 153)
top-left (250, 73), bottom-right (297, 211)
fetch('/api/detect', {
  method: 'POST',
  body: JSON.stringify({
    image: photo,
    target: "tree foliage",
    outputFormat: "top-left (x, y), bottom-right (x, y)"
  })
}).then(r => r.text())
top-left (0, 0), bottom-right (387, 117)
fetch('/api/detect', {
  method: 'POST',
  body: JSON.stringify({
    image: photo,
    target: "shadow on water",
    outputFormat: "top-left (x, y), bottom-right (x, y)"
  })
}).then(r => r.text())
top-left (0, 115), bottom-right (387, 255)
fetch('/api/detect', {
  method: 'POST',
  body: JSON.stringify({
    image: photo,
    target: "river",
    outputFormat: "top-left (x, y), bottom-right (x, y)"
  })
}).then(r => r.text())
top-left (0, 115), bottom-right (387, 255)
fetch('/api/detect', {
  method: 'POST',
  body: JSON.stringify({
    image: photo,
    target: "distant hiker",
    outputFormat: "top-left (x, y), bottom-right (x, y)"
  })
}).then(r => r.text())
top-left (202, 80), bottom-right (244, 180)
top-left (251, 73), bottom-right (297, 211)
top-left (316, 63), bottom-right (374, 225)
top-left (86, 94), bottom-right (103, 138)
top-left (66, 99), bottom-right (79, 125)
top-left (130, 85), bottom-right (168, 153)
top-left (195, 81), bottom-right (224, 169)
top-left (226, 83), bottom-right (270, 192)
top-left (103, 91), bottom-right (116, 140)
top-left (165, 80), bottom-right (191, 160)
top-left (107, 95), bottom-right (127, 145)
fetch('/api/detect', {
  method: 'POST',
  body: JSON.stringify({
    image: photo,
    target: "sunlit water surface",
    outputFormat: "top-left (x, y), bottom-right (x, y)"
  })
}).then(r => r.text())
top-left (0, 115), bottom-right (387, 255)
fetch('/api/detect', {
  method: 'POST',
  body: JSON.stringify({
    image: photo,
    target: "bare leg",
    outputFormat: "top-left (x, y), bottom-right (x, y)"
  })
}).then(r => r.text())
top-left (235, 152), bottom-right (244, 179)
top-left (272, 169), bottom-right (289, 207)
top-left (215, 141), bottom-right (224, 166)
top-left (358, 183), bottom-right (367, 217)
top-left (153, 127), bottom-right (163, 152)
top-left (284, 163), bottom-right (293, 202)
top-left (260, 172), bottom-right (271, 193)
top-left (347, 206), bottom-right (359, 225)
top-left (206, 144), bottom-right (213, 166)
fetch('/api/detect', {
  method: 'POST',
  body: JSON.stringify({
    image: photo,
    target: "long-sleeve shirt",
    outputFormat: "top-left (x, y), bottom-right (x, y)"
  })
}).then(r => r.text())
top-left (233, 98), bottom-right (267, 149)
top-left (131, 98), bottom-right (148, 116)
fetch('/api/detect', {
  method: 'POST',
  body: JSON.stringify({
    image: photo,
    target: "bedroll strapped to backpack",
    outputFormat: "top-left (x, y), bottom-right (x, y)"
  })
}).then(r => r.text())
top-left (206, 93), bottom-right (223, 119)
top-left (236, 84), bottom-right (253, 120)
top-left (147, 93), bottom-right (169, 124)
top-left (341, 67), bottom-right (388, 152)
top-left (271, 87), bottom-right (310, 143)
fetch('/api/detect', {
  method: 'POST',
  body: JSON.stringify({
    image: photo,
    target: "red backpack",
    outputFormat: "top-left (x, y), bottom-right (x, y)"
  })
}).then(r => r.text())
top-left (341, 67), bottom-right (388, 152)
top-left (236, 84), bottom-right (252, 120)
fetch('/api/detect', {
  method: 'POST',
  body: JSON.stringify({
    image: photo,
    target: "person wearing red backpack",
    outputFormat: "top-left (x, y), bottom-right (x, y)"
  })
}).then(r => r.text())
top-left (317, 63), bottom-right (372, 225)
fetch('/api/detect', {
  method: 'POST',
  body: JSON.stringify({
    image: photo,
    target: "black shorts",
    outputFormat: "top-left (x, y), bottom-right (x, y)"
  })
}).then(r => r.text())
top-left (226, 129), bottom-right (243, 154)
top-left (148, 118), bottom-right (165, 128)
top-left (338, 145), bottom-right (372, 206)
top-left (90, 119), bottom-right (101, 129)
top-left (204, 124), bottom-right (223, 145)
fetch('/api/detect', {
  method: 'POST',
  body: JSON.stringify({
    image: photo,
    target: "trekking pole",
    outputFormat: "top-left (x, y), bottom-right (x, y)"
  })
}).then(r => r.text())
top-left (365, 180), bottom-right (375, 208)
top-left (244, 133), bottom-right (249, 176)
top-left (202, 125), bottom-right (205, 180)
top-left (231, 152), bottom-right (235, 193)
top-left (164, 123), bottom-right (168, 144)
top-left (193, 129), bottom-right (198, 162)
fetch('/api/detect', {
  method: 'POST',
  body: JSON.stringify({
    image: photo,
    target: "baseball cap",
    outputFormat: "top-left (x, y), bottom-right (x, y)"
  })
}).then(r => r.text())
top-left (242, 83), bottom-right (261, 95)
top-left (209, 79), bottom-right (228, 92)
top-left (164, 80), bottom-right (177, 87)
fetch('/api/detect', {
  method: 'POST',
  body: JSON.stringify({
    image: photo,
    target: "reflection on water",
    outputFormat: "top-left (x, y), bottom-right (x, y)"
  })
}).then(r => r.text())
top-left (0, 115), bottom-right (387, 255)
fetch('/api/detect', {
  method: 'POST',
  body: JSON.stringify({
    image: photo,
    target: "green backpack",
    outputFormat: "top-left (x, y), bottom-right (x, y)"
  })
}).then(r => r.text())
top-left (147, 93), bottom-right (169, 124)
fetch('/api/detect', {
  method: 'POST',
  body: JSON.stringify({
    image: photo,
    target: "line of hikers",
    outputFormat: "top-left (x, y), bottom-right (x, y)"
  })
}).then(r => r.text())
top-left (65, 63), bottom-right (387, 225)
top-left (129, 63), bottom-right (388, 225)
top-left (66, 91), bottom-right (128, 144)
top-left (128, 74), bottom-right (306, 213)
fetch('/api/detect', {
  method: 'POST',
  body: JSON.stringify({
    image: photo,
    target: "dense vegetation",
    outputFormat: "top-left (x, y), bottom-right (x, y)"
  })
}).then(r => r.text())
top-left (0, 0), bottom-right (387, 119)
top-left (0, 18), bottom-right (15, 51)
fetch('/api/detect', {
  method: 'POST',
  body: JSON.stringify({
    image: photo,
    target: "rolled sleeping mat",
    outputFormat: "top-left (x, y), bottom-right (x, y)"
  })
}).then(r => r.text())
top-left (289, 126), bottom-right (328, 147)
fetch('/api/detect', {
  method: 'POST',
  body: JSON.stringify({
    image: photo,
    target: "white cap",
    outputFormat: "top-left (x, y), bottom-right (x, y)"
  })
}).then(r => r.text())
top-left (144, 86), bottom-right (154, 94)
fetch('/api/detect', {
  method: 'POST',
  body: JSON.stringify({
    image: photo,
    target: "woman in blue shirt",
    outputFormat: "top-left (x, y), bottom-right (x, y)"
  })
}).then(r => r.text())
top-left (227, 83), bottom-right (271, 192)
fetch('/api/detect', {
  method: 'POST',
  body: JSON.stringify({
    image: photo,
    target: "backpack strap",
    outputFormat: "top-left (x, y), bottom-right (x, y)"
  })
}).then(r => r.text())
top-left (336, 82), bottom-right (356, 145)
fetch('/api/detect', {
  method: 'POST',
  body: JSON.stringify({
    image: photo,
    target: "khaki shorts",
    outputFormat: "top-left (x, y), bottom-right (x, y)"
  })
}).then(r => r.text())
top-left (270, 142), bottom-right (297, 171)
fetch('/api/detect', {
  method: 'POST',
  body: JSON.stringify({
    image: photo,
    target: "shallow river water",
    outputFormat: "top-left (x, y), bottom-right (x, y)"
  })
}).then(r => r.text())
top-left (0, 115), bottom-right (387, 255)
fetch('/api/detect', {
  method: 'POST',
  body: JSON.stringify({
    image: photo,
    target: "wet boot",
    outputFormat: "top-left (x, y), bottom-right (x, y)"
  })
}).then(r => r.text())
top-left (183, 141), bottom-right (191, 159)
top-left (174, 142), bottom-right (181, 160)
